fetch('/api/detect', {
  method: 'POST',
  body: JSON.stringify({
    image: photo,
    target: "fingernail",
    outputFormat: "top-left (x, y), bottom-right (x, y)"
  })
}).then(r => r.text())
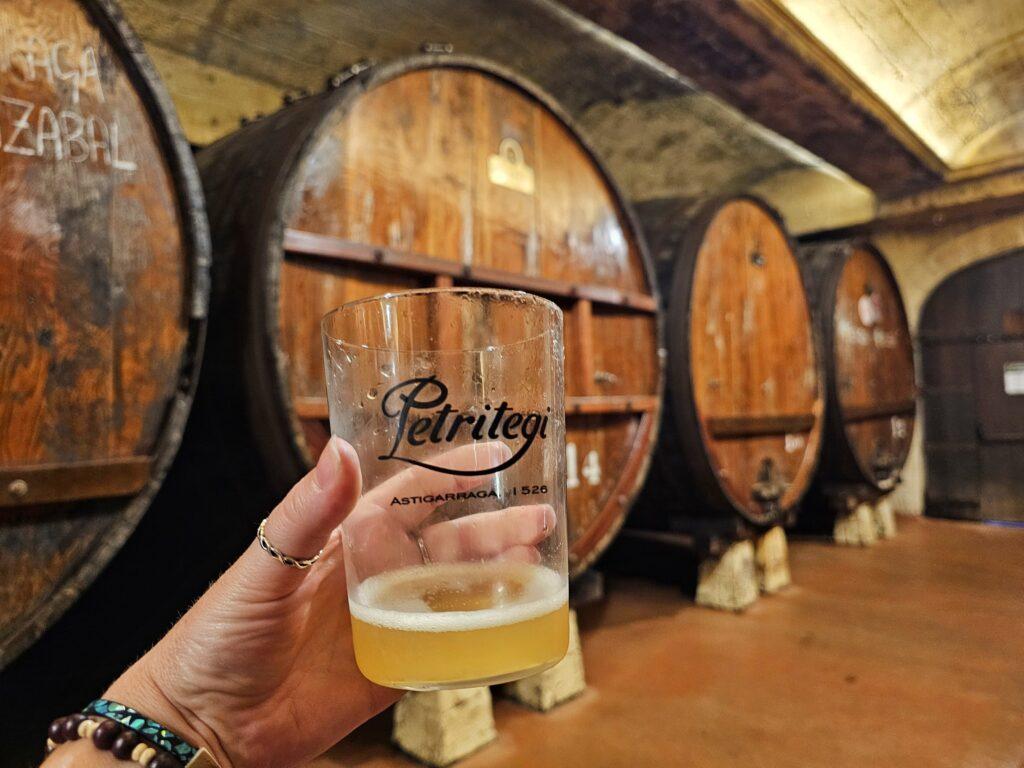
top-left (316, 436), bottom-right (343, 489)
top-left (541, 505), bottom-right (556, 534)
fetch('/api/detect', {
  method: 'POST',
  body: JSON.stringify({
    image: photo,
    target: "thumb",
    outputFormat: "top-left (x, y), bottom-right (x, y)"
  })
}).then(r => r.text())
top-left (236, 436), bottom-right (362, 594)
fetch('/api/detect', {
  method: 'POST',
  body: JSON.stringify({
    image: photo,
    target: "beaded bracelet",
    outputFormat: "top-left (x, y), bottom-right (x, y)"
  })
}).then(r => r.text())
top-left (45, 699), bottom-right (216, 768)
top-left (47, 714), bottom-right (181, 768)
top-left (84, 699), bottom-right (197, 764)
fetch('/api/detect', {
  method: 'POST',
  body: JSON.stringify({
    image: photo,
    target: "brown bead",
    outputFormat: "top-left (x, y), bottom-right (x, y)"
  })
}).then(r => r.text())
top-left (61, 715), bottom-right (85, 742)
top-left (148, 752), bottom-right (180, 768)
top-left (92, 719), bottom-right (122, 750)
top-left (148, 753), bottom-right (180, 768)
top-left (48, 718), bottom-right (67, 744)
top-left (111, 730), bottom-right (140, 760)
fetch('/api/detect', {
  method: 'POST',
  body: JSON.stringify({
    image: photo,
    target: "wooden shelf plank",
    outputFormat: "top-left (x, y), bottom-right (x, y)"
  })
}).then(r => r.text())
top-left (294, 394), bottom-right (660, 421)
top-left (567, 395), bottom-right (659, 415)
top-left (843, 399), bottom-right (917, 423)
top-left (1, 457), bottom-right (153, 508)
top-left (283, 228), bottom-right (657, 313)
top-left (707, 413), bottom-right (817, 439)
top-left (843, 400), bottom-right (917, 423)
top-left (294, 397), bottom-right (330, 420)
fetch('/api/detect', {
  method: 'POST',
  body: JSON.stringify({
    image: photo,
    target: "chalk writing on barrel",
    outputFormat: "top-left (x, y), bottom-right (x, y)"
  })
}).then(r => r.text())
top-left (0, 19), bottom-right (136, 172)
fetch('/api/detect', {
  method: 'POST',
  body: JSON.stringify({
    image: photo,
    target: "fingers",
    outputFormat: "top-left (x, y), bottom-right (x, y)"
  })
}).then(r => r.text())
top-left (420, 504), bottom-right (555, 563)
top-left (362, 442), bottom-right (513, 530)
top-left (235, 437), bottom-right (362, 594)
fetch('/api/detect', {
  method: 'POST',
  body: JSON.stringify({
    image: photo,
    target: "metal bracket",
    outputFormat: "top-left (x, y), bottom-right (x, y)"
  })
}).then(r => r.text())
top-left (325, 59), bottom-right (376, 91)
top-left (282, 87), bottom-right (311, 106)
top-left (421, 42), bottom-right (454, 54)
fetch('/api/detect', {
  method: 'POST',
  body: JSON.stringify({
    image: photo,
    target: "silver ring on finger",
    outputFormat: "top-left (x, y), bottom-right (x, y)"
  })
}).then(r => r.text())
top-left (415, 534), bottom-right (433, 564)
top-left (257, 518), bottom-right (323, 569)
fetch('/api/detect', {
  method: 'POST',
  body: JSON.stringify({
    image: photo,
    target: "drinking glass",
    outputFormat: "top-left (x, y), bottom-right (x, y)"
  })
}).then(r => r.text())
top-left (321, 288), bottom-right (568, 690)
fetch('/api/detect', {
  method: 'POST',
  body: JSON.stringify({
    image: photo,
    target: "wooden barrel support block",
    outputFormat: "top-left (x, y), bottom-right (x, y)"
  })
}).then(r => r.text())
top-left (196, 56), bottom-right (664, 578)
top-left (502, 608), bottom-right (586, 711)
top-left (0, 0), bottom-right (208, 667)
top-left (392, 688), bottom-right (497, 767)
top-left (695, 539), bottom-right (758, 612)
top-left (799, 241), bottom-right (916, 504)
top-left (833, 503), bottom-right (879, 547)
top-left (634, 196), bottom-right (824, 532)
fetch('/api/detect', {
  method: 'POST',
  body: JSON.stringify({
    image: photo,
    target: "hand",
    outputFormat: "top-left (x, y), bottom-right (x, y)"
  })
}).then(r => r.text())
top-left (83, 437), bottom-right (552, 768)
top-left (344, 441), bottom-right (555, 579)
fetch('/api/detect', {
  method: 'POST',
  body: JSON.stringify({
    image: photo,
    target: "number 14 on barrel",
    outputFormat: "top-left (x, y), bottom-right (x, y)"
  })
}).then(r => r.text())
top-left (566, 443), bottom-right (601, 489)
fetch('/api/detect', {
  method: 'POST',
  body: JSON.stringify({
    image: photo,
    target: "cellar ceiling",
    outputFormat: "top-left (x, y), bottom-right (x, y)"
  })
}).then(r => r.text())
top-left (759, 0), bottom-right (1024, 177)
top-left (118, 0), bottom-right (874, 232)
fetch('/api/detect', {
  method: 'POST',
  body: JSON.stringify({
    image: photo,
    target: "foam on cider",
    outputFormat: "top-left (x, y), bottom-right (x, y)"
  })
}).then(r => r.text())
top-left (350, 561), bottom-right (567, 633)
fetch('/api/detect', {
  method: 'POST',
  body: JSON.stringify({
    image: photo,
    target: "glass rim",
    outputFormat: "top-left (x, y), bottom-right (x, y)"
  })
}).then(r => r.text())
top-left (320, 287), bottom-right (563, 352)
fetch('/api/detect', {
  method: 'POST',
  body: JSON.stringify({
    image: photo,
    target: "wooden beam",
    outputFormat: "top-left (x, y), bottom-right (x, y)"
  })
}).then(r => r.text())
top-left (1, 457), bottom-right (153, 508)
top-left (284, 229), bottom-right (658, 312)
top-left (843, 400), bottom-right (917, 424)
top-left (558, 0), bottom-right (942, 197)
top-left (706, 413), bottom-right (816, 439)
top-left (567, 395), bottom-right (659, 415)
top-left (800, 170), bottom-right (1024, 238)
top-left (294, 398), bottom-right (330, 420)
top-left (294, 394), bottom-right (659, 420)
top-left (118, 0), bottom-right (697, 137)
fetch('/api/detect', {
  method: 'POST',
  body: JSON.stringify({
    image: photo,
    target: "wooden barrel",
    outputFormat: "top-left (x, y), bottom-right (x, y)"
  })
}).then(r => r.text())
top-left (196, 55), bottom-right (664, 578)
top-left (632, 196), bottom-right (824, 533)
top-left (799, 240), bottom-right (916, 506)
top-left (0, 0), bottom-right (209, 667)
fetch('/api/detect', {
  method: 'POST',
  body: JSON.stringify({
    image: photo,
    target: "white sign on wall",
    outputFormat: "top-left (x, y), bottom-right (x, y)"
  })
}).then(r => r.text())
top-left (1003, 362), bottom-right (1024, 396)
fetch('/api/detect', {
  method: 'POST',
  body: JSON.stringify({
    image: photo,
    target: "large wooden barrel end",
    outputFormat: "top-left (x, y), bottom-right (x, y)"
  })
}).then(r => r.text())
top-left (197, 56), bottom-right (664, 579)
top-left (0, 0), bottom-right (209, 667)
top-left (799, 240), bottom-right (916, 505)
top-left (634, 195), bottom-right (825, 532)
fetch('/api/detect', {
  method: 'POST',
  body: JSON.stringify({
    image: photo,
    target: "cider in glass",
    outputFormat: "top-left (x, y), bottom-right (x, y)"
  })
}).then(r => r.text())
top-left (350, 561), bottom-right (568, 688)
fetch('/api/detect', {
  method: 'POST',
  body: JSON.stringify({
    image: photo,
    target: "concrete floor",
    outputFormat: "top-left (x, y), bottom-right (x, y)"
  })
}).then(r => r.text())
top-left (313, 516), bottom-right (1024, 768)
